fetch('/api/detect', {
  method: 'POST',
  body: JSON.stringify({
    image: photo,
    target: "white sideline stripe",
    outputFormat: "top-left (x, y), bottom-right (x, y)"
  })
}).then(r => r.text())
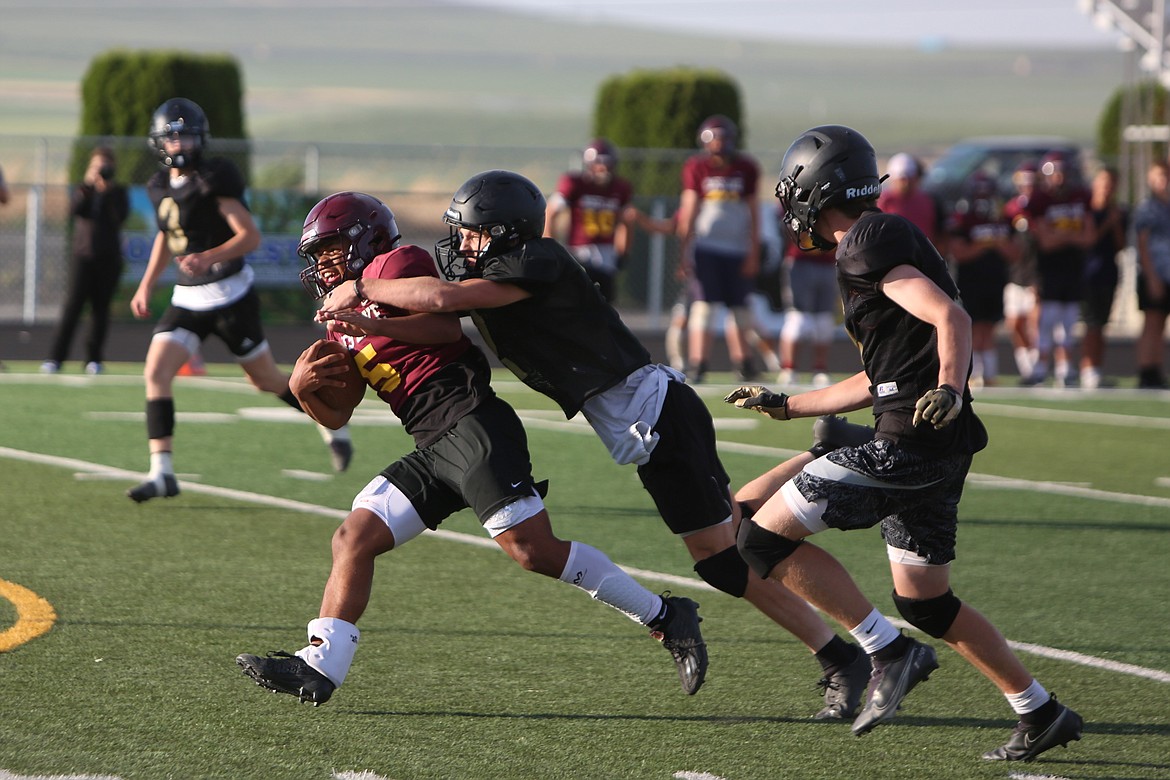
top-left (2, 445), bottom-right (1168, 685)
top-left (332, 772), bottom-right (392, 780)
top-left (1009, 773), bottom-right (1074, 780)
top-left (0, 772), bottom-right (123, 780)
top-left (977, 402), bottom-right (1170, 429)
top-left (673, 772), bottom-right (729, 780)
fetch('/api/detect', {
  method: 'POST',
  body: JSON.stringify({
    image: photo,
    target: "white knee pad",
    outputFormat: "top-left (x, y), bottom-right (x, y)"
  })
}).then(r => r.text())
top-left (813, 312), bottom-right (836, 344)
top-left (352, 476), bottom-right (427, 547)
top-left (688, 300), bottom-right (712, 334)
top-left (781, 310), bottom-right (807, 343)
top-left (483, 495), bottom-right (545, 538)
top-left (152, 327), bottom-right (201, 356)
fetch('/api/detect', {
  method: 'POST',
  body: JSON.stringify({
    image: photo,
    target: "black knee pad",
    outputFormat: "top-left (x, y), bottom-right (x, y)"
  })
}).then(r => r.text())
top-left (693, 545), bottom-right (749, 598)
top-left (145, 398), bottom-right (175, 440)
top-left (736, 517), bottom-right (803, 579)
top-left (892, 589), bottom-right (962, 639)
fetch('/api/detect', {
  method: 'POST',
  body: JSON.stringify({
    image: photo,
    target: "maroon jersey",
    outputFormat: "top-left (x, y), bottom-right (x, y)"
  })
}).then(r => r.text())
top-left (554, 172), bottom-right (633, 248)
top-left (1028, 185), bottom-right (1091, 302)
top-left (327, 245), bottom-right (494, 447)
top-left (681, 152), bottom-right (759, 253)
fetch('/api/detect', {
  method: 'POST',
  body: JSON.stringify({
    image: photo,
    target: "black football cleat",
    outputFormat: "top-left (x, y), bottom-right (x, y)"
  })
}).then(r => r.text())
top-left (982, 699), bottom-right (1083, 762)
top-left (329, 439), bottom-right (353, 472)
top-left (651, 594), bottom-right (708, 695)
top-left (851, 637), bottom-right (938, 735)
top-left (814, 649), bottom-right (872, 720)
top-left (126, 474), bottom-right (180, 503)
top-left (236, 651), bottom-right (335, 706)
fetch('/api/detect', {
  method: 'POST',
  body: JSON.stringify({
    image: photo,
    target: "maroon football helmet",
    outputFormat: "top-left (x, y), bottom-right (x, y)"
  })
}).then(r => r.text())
top-left (298, 192), bottom-right (401, 299)
top-left (697, 114), bottom-right (738, 152)
top-left (583, 138), bottom-right (618, 168)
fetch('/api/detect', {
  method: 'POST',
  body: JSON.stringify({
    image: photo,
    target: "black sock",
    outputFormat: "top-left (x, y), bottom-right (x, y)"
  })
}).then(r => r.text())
top-left (873, 633), bottom-right (911, 663)
top-left (648, 599), bottom-right (670, 630)
top-left (1020, 697), bottom-right (1059, 726)
top-left (815, 636), bottom-right (859, 675)
top-left (279, 387), bottom-right (304, 412)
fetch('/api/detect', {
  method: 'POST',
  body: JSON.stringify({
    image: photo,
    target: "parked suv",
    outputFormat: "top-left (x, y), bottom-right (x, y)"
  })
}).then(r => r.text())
top-left (921, 136), bottom-right (1086, 213)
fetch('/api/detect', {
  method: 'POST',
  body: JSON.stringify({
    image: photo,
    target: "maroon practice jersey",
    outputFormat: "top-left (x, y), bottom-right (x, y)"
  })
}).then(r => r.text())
top-left (327, 245), bottom-right (493, 447)
top-left (681, 152), bottom-right (759, 253)
top-left (554, 172), bottom-right (633, 248)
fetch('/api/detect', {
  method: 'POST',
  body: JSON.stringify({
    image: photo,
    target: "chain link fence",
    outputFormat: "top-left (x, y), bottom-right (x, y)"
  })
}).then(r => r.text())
top-left (0, 135), bottom-right (694, 328)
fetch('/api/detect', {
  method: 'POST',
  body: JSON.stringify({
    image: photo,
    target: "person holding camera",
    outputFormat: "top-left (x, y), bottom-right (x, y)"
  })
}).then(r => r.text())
top-left (42, 146), bottom-right (130, 375)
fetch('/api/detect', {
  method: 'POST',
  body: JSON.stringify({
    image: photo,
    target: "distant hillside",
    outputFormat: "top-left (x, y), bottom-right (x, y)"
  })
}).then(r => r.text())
top-left (0, 0), bottom-right (1123, 160)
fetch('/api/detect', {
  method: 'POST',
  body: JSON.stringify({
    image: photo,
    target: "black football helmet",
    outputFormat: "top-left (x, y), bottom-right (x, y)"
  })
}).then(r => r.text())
top-left (435, 170), bottom-right (546, 281)
top-left (149, 97), bottom-right (209, 169)
top-left (697, 114), bottom-right (738, 153)
top-left (298, 192), bottom-right (402, 299)
top-left (775, 125), bottom-right (883, 251)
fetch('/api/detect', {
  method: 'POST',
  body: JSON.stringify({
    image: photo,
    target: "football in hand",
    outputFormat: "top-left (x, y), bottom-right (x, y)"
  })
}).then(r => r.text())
top-left (307, 339), bottom-right (366, 410)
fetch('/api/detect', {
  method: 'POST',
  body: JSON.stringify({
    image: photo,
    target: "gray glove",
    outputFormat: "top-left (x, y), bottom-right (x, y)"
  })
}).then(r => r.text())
top-left (724, 385), bottom-right (790, 420)
top-left (913, 384), bottom-right (963, 429)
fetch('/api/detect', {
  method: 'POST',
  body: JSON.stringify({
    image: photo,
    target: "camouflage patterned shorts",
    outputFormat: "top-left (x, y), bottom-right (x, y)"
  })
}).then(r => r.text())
top-left (790, 438), bottom-right (972, 565)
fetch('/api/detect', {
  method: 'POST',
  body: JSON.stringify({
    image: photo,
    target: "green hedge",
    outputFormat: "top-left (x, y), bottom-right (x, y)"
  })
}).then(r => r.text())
top-left (592, 67), bottom-right (742, 196)
top-left (73, 49), bottom-right (248, 186)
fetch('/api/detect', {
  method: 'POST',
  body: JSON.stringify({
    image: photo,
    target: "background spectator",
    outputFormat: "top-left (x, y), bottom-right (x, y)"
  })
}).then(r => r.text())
top-left (41, 146), bottom-right (129, 375)
top-left (1133, 160), bottom-right (1170, 389)
top-left (1080, 166), bottom-right (1127, 389)
top-left (877, 152), bottom-right (941, 249)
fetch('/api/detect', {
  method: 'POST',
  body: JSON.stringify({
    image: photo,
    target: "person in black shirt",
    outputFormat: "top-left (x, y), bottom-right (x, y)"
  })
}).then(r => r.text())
top-left (236, 192), bottom-right (702, 703)
top-left (126, 97), bottom-right (353, 502)
top-left (726, 125), bottom-right (1083, 761)
top-left (319, 170), bottom-right (876, 719)
top-left (42, 146), bottom-right (129, 375)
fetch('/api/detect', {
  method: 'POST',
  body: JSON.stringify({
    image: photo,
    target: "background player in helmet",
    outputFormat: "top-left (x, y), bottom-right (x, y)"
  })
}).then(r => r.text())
top-left (1020, 151), bottom-right (1092, 388)
top-left (544, 138), bottom-right (633, 303)
top-left (319, 169), bottom-right (879, 721)
top-left (726, 125), bottom-right (1083, 760)
top-left (1002, 161), bottom-right (1042, 380)
top-left (676, 114), bottom-right (763, 383)
top-left (237, 191), bottom-right (706, 703)
top-left (127, 97), bottom-right (353, 502)
top-left (944, 171), bottom-right (1016, 388)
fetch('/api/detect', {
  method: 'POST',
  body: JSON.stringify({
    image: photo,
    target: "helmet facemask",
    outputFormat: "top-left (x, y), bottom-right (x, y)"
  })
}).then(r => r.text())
top-left (298, 194), bottom-right (400, 299)
top-left (776, 167), bottom-right (837, 252)
top-left (300, 230), bottom-right (372, 299)
top-left (435, 218), bottom-right (513, 282)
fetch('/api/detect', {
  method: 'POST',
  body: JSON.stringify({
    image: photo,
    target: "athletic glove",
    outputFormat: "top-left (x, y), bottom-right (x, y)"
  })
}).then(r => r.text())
top-left (912, 384), bottom-right (963, 429)
top-left (724, 385), bottom-right (790, 420)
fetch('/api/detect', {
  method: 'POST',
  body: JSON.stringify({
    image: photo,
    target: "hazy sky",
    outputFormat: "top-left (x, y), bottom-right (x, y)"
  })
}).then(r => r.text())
top-left (457, 0), bottom-right (1123, 49)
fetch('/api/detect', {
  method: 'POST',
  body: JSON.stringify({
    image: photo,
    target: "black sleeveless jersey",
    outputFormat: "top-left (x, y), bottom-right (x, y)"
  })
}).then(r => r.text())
top-left (147, 157), bottom-right (248, 286)
top-left (836, 211), bottom-right (987, 454)
top-left (471, 238), bottom-right (650, 418)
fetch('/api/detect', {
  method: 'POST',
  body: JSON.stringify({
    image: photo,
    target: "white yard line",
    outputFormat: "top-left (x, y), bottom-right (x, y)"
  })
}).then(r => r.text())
top-left (1, 444), bottom-right (1167, 685)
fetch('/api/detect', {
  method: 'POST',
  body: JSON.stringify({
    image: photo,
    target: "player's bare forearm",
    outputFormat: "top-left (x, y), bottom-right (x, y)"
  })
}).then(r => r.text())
top-left (784, 371), bottom-right (872, 418)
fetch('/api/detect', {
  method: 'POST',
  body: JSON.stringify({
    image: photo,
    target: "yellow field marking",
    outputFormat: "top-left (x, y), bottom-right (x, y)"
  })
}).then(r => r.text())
top-left (0, 578), bottom-right (57, 652)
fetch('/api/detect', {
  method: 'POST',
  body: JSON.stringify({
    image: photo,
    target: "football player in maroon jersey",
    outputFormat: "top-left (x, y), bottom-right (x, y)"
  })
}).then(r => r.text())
top-left (1020, 152), bottom-right (1093, 387)
top-left (127, 98), bottom-right (354, 503)
top-left (544, 138), bottom-right (634, 303)
top-left (945, 172), bottom-right (1016, 387)
top-left (676, 115), bottom-right (763, 383)
top-left (237, 192), bottom-right (707, 704)
top-left (726, 125), bottom-right (1082, 760)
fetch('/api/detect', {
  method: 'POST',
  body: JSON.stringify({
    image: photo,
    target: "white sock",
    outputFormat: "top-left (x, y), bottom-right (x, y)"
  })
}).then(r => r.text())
top-left (317, 423), bottom-right (352, 444)
top-left (148, 452), bottom-right (174, 480)
top-left (559, 542), bottom-right (662, 625)
top-left (981, 349), bottom-right (998, 383)
top-left (1005, 678), bottom-right (1050, 715)
top-left (847, 608), bottom-right (902, 655)
top-left (1014, 346), bottom-right (1034, 376)
top-left (296, 617), bottom-right (360, 687)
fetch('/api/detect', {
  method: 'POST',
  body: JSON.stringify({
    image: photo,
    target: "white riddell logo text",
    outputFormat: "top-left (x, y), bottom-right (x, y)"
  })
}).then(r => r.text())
top-left (845, 183), bottom-right (881, 199)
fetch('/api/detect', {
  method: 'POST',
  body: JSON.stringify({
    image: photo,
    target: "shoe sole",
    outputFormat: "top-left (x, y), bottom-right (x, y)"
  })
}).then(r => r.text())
top-left (236, 655), bottom-right (332, 706)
